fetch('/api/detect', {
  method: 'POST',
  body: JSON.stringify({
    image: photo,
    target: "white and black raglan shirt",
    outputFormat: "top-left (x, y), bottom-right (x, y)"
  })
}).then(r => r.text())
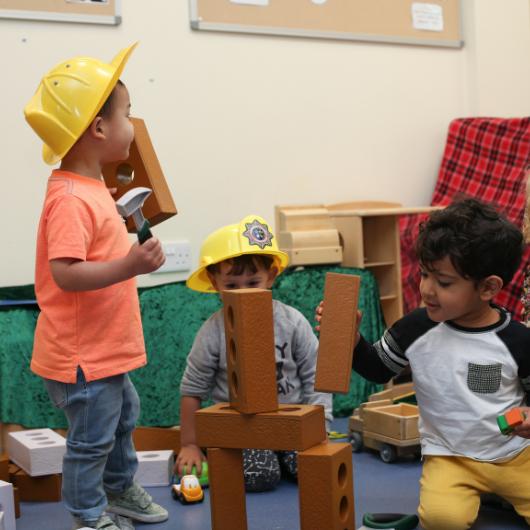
top-left (354, 306), bottom-right (530, 461)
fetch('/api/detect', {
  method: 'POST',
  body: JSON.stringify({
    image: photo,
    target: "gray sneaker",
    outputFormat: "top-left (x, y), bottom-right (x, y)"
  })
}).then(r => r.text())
top-left (72, 513), bottom-right (128, 530)
top-left (106, 482), bottom-right (168, 523)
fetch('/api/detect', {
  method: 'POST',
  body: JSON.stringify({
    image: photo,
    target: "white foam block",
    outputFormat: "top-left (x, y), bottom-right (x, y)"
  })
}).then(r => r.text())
top-left (134, 450), bottom-right (174, 487)
top-left (0, 482), bottom-right (16, 530)
top-left (7, 428), bottom-right (66, 476)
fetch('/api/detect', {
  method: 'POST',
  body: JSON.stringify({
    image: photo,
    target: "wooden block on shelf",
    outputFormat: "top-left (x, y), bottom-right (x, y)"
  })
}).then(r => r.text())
top-left (222, 289), bottom-right (278, 414)
top-left (196, 403), bottom-right (326, 451)
top-left (9, 466), bottom-right (61, 502)
top-left (275, 205), bottom-right (342, 266)
top-left (207, 448), bottom-right (247, 530)
top-left (298, 442), bottom-right (355, 530)
top-left (132, 426), bottom-right (180, 452)
top-left (102, 117), bottom-right (177, 230)
top-left (315, 273), bottom-right (360, 393)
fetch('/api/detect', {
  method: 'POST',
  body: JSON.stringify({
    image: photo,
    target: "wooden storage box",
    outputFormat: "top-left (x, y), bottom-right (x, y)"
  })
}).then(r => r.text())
top-left (362, 403), bottom-right (419, 441)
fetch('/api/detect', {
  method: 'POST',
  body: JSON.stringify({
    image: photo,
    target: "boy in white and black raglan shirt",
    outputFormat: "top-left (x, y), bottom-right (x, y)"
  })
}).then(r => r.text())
top-left (177, 215), bottom-right (332, 493)
top-left (347, 199), bottom-right (530, 529)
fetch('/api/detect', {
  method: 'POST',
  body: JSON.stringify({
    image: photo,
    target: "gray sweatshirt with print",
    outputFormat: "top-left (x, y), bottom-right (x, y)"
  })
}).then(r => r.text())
top-left (180, 299), bottom-right (333, 429)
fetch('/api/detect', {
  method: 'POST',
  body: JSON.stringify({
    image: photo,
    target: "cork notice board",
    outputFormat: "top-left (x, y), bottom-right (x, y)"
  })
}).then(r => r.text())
top-left (0, 0), bottom-right (121, 25)
top-left (190, 0), bottom-right (462, 48)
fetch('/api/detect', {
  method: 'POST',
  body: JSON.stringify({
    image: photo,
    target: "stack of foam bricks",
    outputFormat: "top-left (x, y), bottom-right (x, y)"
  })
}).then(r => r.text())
top-left (195, 273), bottom-right (360, 530)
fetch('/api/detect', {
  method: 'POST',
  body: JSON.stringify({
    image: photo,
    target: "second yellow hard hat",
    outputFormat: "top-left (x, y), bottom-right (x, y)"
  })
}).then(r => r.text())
top-left (187, 215), bottom-right (289, 293)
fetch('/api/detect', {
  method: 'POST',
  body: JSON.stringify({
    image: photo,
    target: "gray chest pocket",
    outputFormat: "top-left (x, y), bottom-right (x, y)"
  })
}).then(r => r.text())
top-left (467, 362), bottom-right (502, 394)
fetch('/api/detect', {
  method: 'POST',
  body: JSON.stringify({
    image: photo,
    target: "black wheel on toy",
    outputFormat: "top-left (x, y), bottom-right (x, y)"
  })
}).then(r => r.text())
top-left (350, 431), bottom-right (363, 452)
top-left (380, 443), bottom-right (397, 463)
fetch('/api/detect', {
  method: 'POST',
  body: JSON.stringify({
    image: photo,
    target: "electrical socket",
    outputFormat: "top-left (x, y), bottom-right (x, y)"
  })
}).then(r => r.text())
top-left (153, 240), bottom-right (192, 274)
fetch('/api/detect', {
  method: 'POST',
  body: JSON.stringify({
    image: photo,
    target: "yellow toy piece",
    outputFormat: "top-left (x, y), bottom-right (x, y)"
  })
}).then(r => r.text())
top-left (24, 42), bottom-right (137, 165)
top-left (187, 215), bottom-right (289, 292)
top-left (172, 474), bottom-right (204, 504)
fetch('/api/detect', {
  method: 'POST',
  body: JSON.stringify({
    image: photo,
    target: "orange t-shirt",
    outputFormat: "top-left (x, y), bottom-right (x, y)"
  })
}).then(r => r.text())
top-left (32, 170), bottom-right (146, 383)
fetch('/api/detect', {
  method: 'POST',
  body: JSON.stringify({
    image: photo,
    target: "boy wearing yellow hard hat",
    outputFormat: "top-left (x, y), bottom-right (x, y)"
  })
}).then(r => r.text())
top-left (177, 215), bottom-right (333, 491)
top-left (25, 45), bottom-right (167, 530)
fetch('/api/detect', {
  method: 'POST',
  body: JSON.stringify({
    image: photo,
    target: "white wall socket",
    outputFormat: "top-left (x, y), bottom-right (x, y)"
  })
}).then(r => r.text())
top-left (153, 241), bottom-right (192, 274)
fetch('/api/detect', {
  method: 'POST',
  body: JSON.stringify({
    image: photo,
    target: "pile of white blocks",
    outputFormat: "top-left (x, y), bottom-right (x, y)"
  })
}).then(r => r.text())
top-left (134, 450), bottom-right (174, 487)
top-left (7, 428), bottom-right (66, 476)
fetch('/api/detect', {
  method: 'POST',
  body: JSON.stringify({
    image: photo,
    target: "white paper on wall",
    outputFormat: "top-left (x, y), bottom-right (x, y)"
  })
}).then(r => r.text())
top-left (411, 2), bottom-right (444, 32)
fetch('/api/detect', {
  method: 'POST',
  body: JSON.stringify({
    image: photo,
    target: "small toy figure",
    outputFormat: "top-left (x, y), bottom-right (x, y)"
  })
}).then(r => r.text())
top-left (171, 474), bottom-right (204, 504)
top-left (497, 408), bottom-right (527, 435)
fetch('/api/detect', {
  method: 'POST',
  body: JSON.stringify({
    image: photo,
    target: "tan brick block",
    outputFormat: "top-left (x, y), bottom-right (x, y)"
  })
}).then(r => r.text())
top-left (102, 117), bottom-right (177, 229)
top-left (208, 448), bottom-right (247, 530)
top-left (316, 273), bottom-right (360, 393)
top-left (222, 289), bottom-right (278, 414)
top-left (298, 442), bottom-right (355, 530)
top-left (196, 403), bottom-right (326, 451)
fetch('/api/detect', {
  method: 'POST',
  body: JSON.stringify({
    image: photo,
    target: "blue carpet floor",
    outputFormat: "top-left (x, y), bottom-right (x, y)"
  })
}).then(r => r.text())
top-left (14, 418), bottom-right (528, 529)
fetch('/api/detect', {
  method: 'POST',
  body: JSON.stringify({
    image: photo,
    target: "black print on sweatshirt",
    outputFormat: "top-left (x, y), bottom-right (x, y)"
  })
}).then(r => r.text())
top-left (275, 342), bottom-right (295, 395)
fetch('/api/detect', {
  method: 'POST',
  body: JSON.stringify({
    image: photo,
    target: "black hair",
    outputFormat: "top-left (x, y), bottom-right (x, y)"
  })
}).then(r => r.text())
top-left (96, 79), bottom-right (125, 118)
top-left (207, 254), bottom-right (274, 276)
top-left (416, 198), bottom-right (523, 285)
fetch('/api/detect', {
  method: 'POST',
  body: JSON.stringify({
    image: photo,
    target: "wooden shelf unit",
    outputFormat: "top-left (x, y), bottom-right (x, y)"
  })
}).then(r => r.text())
top-left (327, 202), bottom-right (440, 327)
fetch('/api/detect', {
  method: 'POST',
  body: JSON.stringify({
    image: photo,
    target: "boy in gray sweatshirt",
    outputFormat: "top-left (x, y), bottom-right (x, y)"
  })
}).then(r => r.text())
top-left (176, 215), bottom-right (333, 492)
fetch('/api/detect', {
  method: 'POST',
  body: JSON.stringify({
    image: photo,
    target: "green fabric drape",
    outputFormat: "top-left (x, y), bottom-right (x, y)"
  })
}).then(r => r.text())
top-left (0, 266), bottom-right (384, 428)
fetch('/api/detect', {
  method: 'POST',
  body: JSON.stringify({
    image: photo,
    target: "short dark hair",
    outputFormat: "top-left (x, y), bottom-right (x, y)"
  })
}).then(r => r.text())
top-left (207, 254), bottom-right (274, 276)
top-left (96, 79), bottom-right (125, 118)
top-left (416, 198), bottom-right (523, 285)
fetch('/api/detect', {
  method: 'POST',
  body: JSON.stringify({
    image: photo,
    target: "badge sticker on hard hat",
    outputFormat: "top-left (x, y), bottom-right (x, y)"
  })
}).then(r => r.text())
top-left (242, 219), bottom-right (274, 249)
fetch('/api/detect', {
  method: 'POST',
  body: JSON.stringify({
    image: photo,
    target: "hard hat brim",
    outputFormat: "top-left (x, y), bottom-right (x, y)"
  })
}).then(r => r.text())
top-left (41, 42), bottom-right (137, 165)
top-left (186, 250), bottom-right (289, 293)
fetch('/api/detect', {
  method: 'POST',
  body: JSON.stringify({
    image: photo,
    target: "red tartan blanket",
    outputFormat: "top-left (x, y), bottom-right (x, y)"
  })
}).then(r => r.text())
top-left (400, 117), bottom-right (530, 320)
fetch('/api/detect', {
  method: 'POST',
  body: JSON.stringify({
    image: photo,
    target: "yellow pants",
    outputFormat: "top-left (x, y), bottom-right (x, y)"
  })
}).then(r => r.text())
top-left (419, 447), bottom-right (530, 530)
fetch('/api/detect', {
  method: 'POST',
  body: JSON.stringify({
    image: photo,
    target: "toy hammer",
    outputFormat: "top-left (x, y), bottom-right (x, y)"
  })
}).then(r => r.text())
top-left (116, 187), bottom-right (153, 244)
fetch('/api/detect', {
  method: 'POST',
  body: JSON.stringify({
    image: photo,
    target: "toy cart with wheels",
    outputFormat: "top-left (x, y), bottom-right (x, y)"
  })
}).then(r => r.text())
top-left (349, 401), bottom-right (420, 463)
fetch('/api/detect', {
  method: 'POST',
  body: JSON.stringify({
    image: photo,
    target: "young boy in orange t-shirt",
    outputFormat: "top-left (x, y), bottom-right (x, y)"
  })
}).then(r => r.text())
top-left (25, 44), bottom-right (168, 530)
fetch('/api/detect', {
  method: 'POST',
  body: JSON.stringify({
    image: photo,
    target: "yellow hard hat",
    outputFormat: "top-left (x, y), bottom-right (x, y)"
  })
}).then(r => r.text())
top-left (24, 42), bottom-right (137, 165)
top-left (187, 215), bottom-right (289, 293)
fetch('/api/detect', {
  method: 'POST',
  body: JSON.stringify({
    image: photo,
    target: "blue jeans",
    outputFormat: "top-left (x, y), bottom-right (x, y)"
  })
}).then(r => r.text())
top-left (44, 368), bottom-right (140, 523)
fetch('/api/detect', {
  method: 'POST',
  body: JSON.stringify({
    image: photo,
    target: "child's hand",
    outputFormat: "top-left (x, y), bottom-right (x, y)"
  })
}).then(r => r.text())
top-left (314, 300), bottom-right (324, 332)
top-left (126, 237), bottom-right (165, 275)
top-left (512, 407), bottom-right (530, 438)
top-left (315, 300), bottom-right (363, 346)
top-left (175, 444), bottom-right (207, 477)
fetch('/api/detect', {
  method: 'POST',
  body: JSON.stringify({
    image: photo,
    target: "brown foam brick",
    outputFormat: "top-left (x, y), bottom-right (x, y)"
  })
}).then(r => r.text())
top-left (315, 273), bottom-right (361, 393)
top-left (102, 117), bottom-right (177, 230)
top-left (208, 448), bottom-right (247, 530)
top-left (10, 465), bottom-right (62, 502)
top-left (222, 288), bottom-right (278, 414)
top-left (196, 403), bottom-right (326, 451)
top-left (298, 442), bottom-right (355, 530)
